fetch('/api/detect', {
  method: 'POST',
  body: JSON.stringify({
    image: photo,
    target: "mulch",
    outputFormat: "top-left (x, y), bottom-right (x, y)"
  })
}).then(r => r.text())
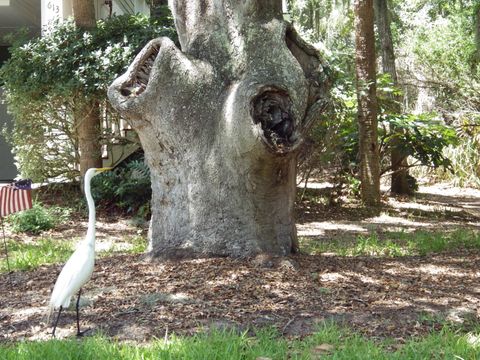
top-left (1, 250), bottom-right (479, 342)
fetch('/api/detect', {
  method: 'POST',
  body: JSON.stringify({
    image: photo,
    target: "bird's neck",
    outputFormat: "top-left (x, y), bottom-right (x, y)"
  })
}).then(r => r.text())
top-left (84, 176), bottom-right (96, 248)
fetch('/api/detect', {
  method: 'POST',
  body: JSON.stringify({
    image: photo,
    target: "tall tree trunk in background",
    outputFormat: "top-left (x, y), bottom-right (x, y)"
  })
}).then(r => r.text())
top-left (374, 0), bottom-right (410, 195)
top-left (73, 0), bottom-right (102, 177)
top-left (374, 0), bottom-right (396, 78)
top-left (72, 0), bottom-right (96, 28)
top-left (109, 0), bottom-right (330, 258)
top-left (354, 0), bottom-right (381, 206)
top-left (75, 99), bottom-right (102, 176)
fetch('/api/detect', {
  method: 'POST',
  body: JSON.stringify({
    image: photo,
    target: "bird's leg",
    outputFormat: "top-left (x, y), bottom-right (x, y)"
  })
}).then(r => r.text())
top-left (76, 289), bottom-right (82, 336)
top-left (52, 305), bottom-right (63, 338)
top-left (76, 288), bottom-right (91, 337)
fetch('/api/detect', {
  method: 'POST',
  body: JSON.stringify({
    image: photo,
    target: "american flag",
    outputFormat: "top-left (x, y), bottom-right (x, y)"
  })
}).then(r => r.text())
top-left (0, 179), bottom-right (33, 218)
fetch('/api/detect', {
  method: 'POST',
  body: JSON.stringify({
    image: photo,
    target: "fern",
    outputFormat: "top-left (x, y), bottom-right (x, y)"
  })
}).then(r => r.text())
top-left (92, 153), bottom-right (151, 216)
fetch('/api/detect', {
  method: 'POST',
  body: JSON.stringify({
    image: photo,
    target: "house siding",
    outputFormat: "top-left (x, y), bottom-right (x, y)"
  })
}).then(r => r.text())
top-left (0, 87), bottom-right (18, 181)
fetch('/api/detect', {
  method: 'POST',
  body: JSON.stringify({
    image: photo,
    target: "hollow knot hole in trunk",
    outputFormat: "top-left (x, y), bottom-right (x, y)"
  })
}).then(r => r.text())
top-left (120, 42), bottom-right (160, 98)
top-left (251, 89), bottom-right (296, 152)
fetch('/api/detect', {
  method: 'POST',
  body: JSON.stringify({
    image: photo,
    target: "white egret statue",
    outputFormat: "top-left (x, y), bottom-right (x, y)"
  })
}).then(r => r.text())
top-left (48, 167), bottom-right (111, 337)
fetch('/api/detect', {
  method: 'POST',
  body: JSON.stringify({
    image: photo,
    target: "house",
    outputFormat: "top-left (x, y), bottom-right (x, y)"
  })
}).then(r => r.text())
top-left (0, 0), bottom-right (150, 181)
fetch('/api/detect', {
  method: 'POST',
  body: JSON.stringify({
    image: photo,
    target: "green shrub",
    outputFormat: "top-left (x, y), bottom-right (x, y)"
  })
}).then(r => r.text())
top-left (0, 14), bottom-right (176, 182)
top-left (8, 203), bottom-right (70, 235)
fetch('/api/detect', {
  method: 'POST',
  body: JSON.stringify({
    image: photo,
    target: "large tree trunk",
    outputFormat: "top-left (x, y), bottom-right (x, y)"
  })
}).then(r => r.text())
top-left (72, 0), bottom-right (102, 177)
top-left (109, 0), bottom-right (330, 258)
top-left (374, 0), bottom-right (410, 195)
top-left (354, 0), bottom-right (381, 206)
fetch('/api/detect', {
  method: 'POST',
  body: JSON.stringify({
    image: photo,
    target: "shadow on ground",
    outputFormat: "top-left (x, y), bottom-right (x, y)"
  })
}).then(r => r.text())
top-left (0, 183), bottom-right (479, 342)
top-left (1, 250), bottom-right (478, 342)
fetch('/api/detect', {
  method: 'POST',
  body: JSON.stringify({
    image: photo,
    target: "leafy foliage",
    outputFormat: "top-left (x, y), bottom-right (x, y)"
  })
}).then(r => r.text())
top-left (297, 45), bottom-right (359, 201)
top-left (1, 14), bottom-right (176, 99)
top-left (378, 113), bottom-right (457, 173)
top-left (0, 15), bottom-right (176, 182)
top-left (401, 2), bottom-right (480, 113)
top-left (299, 66), bottom-right (456, 199)
top-left (290, 0), bottom-right (480, 192)
top-left (434, 118), bottom-right (480, 187)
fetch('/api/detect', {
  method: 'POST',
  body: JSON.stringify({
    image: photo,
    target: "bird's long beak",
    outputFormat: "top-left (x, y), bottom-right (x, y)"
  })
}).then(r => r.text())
top-left (97, 167), bottom-right (113, 172)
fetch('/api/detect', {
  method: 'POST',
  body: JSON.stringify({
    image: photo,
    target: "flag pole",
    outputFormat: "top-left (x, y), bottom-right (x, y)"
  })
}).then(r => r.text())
top-left (0, 179), bottom-right (32, 274)
top-left (1, 217), bottom-right (10, 273)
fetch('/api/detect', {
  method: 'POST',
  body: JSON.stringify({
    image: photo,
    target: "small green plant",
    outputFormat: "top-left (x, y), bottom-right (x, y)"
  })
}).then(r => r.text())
top-left (345, 174), bottom-right (361, 196)
top-left (378, 112), bottom-right (458, 175)
top-left (417, 311), bottom-right (448, 331)
top-left (128, 234), bottom-right (148, 254)
top-left (7, 203), bottom-right (70, 235)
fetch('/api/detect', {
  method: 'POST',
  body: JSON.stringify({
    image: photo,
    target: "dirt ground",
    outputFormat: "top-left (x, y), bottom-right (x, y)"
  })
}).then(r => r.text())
top-left (0, 183), bottom-right (479, 343)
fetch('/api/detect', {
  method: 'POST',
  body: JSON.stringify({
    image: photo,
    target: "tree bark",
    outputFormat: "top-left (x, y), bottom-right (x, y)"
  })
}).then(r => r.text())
top-left (354, 0), bottom-right (381, 207)
top-left (374, 0), bottom-right (397, 81)
top-left (374, 0), bottom-right (410, 195)
top-left (109, 0), bottom-right (330, 258)
top-left (72, 0), bottom-right (96, 29)
top-left (75, 99), bottom-right (103, 176)
top-left (72, 0), bottom-right (102, 177)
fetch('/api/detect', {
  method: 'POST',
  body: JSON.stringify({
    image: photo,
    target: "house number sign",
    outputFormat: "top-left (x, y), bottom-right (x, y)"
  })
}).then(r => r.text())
top-left (47, 1), bottom-right (60, 14)
top-left (41, 0), bottom-right (72, 31)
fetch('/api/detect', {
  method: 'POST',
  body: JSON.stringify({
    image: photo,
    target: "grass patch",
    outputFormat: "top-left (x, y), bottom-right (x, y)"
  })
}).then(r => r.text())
top-left (0, 238), bottom-right (73, 272)
top-left (0, 233), bottom-right (148, 273)
top-left (410, 229), bottom-right (480, 255)
top-left (121, 234), bottom-right (148, 254)
top-left (300, 229), bottom-right (480, 257)
top-left (96, 234), bottom-right (148, 257)
top-left (3, 228), bottom-right (478, 273)
top-left (0, 325), bottom-right (479, 359)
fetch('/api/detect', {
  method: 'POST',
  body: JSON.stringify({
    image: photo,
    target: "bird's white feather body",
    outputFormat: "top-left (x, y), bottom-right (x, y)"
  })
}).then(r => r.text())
top-left (48, 168), bottom-right (108, 321)
top-left (49, 240), bottom-right (95, 309)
